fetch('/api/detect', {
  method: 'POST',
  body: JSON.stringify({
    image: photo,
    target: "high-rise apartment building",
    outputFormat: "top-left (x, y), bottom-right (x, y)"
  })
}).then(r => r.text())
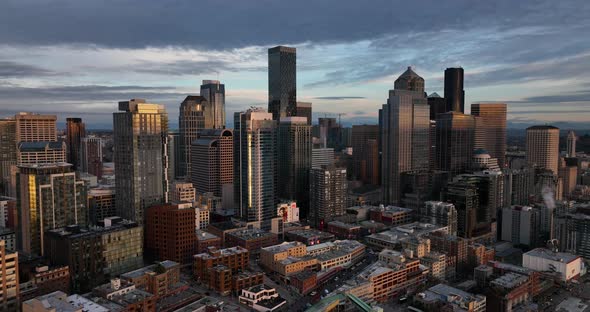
top-left (145, 204), bottom-right (196, 264)
top-left (17, 142), bottom-right (66, 165)
top-left (295, 102), bottom-right (312, 125)
top-left (200, 80), bottom-right (226, 129)
top-left (435, 112), bottom-right (475, 176)
top-left (15, 112), bottom-right (57, 143)
top-left (471, 103), bottom-right (507, 168)
top-left (65, 118), bottom-right (86, 170)
top-left (167, 132), bottom-right (180, 180)
top-left (234, 109), bottom-right (277, 228)
top-left (190, 129), bottom-right (233, 200)
top-left (113, 99), bottom-right (165, 224)
top-left (501, 205), bottom-right (540, 247)
top-left (352, 125), bottom-right (380, 185)
top-left (16, 163), bottom-right (88, 256)
top-left (444, 67), bottom-right (465, 113)
top-left (311, 148), bottom-right (334, 169)
top-left (381, 67), bottom-right (429, 204)
top-left (79, 137), bottom-right (103, 179)
top-left (309, 166), bottom-right (347, 229)
top-left (88, 187), bottom-right (116, 225)
top-left (178, 95), bottom-right (208, 179)
top-left (268, 46), bottom-right (296, 121)
top-left (526, 125), bottom-right (559, 174)
top-left (277, 117), bottom-right (311, 217)
top-left (0, 240), bottom-right (19, 311)
top-left (502, 167), bottom-right (535, 207)
top-left (0, 119), bottom-right (16, 196)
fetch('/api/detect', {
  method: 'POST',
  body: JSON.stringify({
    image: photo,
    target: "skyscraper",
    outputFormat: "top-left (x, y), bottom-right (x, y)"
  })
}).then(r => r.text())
top-left (352, 125), bottom-right (380, 185)
top-left (79, 137), bottom-right (103, 179)
top-left (296, 102), bottom-right (312, 125)
top-left (318, 117), bottom-right (341, 149)
top-left (471, 103), bottom-right (507, 168)
top-left (268, 46), bottom-right (296, 121)
top-left (16, 163), bottom-right (88, 255)
top-left (234, 108), bottom-right (277, 228)
top-left (309, 166), bottom-right (347, 229)
top-left (444, 67), bottom-right (465, 113)
top-left (15, 112), bottom-right (57, 143)
top-left (200, 80), bottom-right (226, 129)
top-left (444, 179), bottom-right (479, 239)
top-left (0, 119), bottom-right (16, 196)
top-left (526, 125), bottom-right (559, 174)
top-left (65, 118), bottom-right (86, 170)
top-left (427, 92), bottom-right (446, 120)
top-left (178, 95), bottom-right (208, 179)
top-left (113, 99), bottom-right (165, 224)
top-left (381, 67), bottom-right (430, 204)
top-left (435, 112), bottom-right (475, 176)
top-left (277, 117), bottom-right (311, 217)
top-left (567, 130), bottom-right (577, 157)
top-left (190, 129), bottom-right (234, 199)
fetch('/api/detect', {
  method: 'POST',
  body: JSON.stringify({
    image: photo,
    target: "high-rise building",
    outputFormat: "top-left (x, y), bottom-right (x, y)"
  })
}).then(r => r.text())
top-left (435, 112), bottom-right (475, 176)
top-left (381, 67), bottom-right (429, 204)
top-left (113, 99), bottom-right (165, 224)
top-left (168, 132), bottom-right (181, 180)
top-left (0, 119), bottom-right (16, 196)
top-left (277, 117), bottom-right (311, 217)
top-left (567, 130), bottom-right (576, 157)
top-left (88, 187), bottom-right (116, 225)
top-left (200, 80), bottom-right (226, 129)
top-left (79, 137), bottom-right (103, 179)
top-left (318, 117), bottom-right (341, 149)
top-left (145, 204), bottom-right (196, 264)
top-left (471, 103), bottom-right (507, 168)
top-left (169, 182), bottom-right (196, 204)
top-left (427, 92), bottom-right (446, 120)
top-left (15, 112), bottom-right (57, 143)
top-left (190, 129), bottom-right (233, 200)
top-left (234, 109), bottom-right (277, 228)
top-left (559, 158), bottom-right (578, 199)
top-left (444, 179), bottom-right (479, 239)
top-left (309, 166), bottom-right (347, 229)
top-left (501, 206), bottom-right (540, 247)
top-left (0, 240), bottom-right (19, 311)
top-left (16, 163), bottom-right (88, 256)
top-left (178, 95), bottom-right (208, 179)
top-left (423, 201), bottom-right (458, 236)
top-left (311, 148), bottom-right (334, 169)
top-left (444, 67), bottom-right (464, 113)
top-left (502, 167), bottom-right (535, 207)
top-left (555, 209), bottom-right (590, 259)
top-left (65, 118), bottom-right (86, 170)
top-left (295, 102), bottom-right (312, 125)
top-left (526, 125), bottom-right (559, 174)
top-left (17, 141), bottom-right (66, 165)
top-left (268, 46), bottom-right (296, 121)
top-left (352, 125), bottom-right (380, 185)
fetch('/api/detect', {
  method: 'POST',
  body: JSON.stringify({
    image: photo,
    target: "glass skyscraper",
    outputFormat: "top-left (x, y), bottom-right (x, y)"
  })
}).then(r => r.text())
top-left (268, 46), bottom-right (297, 121)
top-left (444, 67), bottom-right (465, 113)
top-left (200, 80), bottom-right (226, 129)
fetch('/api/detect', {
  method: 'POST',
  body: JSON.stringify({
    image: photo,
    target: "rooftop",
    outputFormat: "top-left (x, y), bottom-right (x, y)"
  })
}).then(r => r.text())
top-left (120, 261), bottom-right (179, 279)
top-left (490, 273), bottom-right (529, 289)
top-left (194, 246), bottom-right (248, 260)
top-left (525, 248), bottom-right (579, 263)
top-left (286, 228), bottom-right (334, 239)
top-left (419, 283), bottom-right (485, 306)
top-left (228, 228), bottom-right (276, 240)
top-left (195, 230), bottom-right (219, 241)
top-left (262, 241), bottom-right (303, 254)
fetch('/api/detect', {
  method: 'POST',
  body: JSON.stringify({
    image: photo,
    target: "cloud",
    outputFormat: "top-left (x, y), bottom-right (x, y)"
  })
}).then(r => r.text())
top-left (313, 96), bottom-right (366, 100)
top-left (0, 60), bottom-right (56, 78)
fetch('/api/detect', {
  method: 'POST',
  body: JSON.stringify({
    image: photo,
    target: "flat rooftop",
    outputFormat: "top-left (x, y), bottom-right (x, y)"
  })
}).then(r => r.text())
top-left (490, 273), bottom-right (529, 289)
top-left (262, 241), bottom-right (303, 254)
top-left (421, 283), bottom-right (484, 306)
top-left (287, 228), bottom-right (334, 239)
top-left (228, 228), bottom-right (275, 240)
top-left (525, 248), bottom-right (580, 263)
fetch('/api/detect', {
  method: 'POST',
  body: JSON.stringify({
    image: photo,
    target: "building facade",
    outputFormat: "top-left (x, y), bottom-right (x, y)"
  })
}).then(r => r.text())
top-left (310, 166), bottom-right (347, 229)
top-left (268, 46), bottom-right (296, 121)
top-left (471, 103), bottom-right (507, 168)
top-left (190, 129), bottom-right (234, 199)
top-left (200, 80), bottom-right (226, 129)
top-left (65, 118), bottom-right (86, 170)
top-left (526, 125), bottom-right (559, 174)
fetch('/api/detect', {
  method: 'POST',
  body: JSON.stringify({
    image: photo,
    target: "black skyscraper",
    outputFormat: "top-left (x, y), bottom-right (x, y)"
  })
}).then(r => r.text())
top-left (444, 67), bottom-right (465, 113)
top-left (427, 92), bottom-right (446, 120)
top-left (268, 46), bottom-right (296, 121)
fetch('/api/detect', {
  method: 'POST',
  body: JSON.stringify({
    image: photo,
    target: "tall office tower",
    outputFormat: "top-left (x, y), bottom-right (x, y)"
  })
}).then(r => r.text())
top-left (352, 125), bottom-right (380, 185)
top-left (113, 99), bottom-right (165, 224)
top-left (567, 130), bottom-right (577, 157)
top-left (444, 67), bottom-right (464, 113)
top-left (435, 112), bottom-right (475, 176)
top-left (268, 46), bottom-right (296, 121)
top-left (471, 103), bottom-right (507, 168)
top-left (309, 166), bottom-right (347, 230)
top-left (400, 170), bottom-right (433, 211)
top-left (65, 118), bottom-right (86, 170)
top-left (190, 129), bottom-right (234, 200)
top-left (178, 95), bottom-right (208, 179)
top-left (200, 80), bottom-right (226, 129)
top-left (0, 240), bottom-right (19, 311)
top-left (296, 102), bottom-right (312, 125)
top-left (555, 209), bottom-right (590, 259)
top-left (526, 125), bottom-right (559, 174)
top-left (159, 106), bottom-right (170, 203)
top-left (453, 172), bottom-right (503, 228)
top-left (381, 67), bottom-right (429, 204)
top-left (15, 112), bottom-right (57, 143)
top-left (427, 92), bottom-right (446, 120)
top-left (559, 158), bottom-right (578, 199)
top-left (502, 167), bottom-right (535, 207)
top-left (277, 117), bottom-right (311, 217)
top-left (168, 132), bottom-right (181, 179)
top-left (16, 163), bottom-right (87, 255)
top-left (312, 148), bottom-right (335, 168)
top-left (234, 109), bottom-right (277, 227)
top-left (318, 117), bottom-right (341, 149)
top-left (0, 119), bottom-right (16, 196)
top-left (501, 206), bottom-right (540, 248)
top-left (429, 120), bottom-right (436, 171)
top-left (444, 179), bottom-right (479, 239)
top-left (423, 201), bottom-right (458, 236)
top-left (79, 137), bottom-right (103, 179)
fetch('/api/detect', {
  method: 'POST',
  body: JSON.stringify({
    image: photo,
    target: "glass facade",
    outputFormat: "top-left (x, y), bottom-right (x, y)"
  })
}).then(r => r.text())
top-left (268, 46), bottom-right (297, 121)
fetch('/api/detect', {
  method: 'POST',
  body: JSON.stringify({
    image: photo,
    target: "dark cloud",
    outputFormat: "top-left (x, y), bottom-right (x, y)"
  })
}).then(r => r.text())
top-left (515, 90), bottom-right (590, 103)
top-left (0, 60), bottom-right (56, 78)
top-left (313, 96), bottom-right (366, 100)
top-left (134, 59), bottom-right (265, 76)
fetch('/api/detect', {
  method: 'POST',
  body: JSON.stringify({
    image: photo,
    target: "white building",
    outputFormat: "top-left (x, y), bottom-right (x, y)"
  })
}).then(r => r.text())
top-left (238, 284), bottom-right (286, 312)
top-left (277, 201), bottom-right (299, 223)
top-left (522, 248), bottom-right (582, 282)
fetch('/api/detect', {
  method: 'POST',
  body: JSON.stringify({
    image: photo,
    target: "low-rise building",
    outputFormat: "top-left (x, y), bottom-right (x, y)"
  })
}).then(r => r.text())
top-left (226, 228), bottom-right (278, 255)
top-left (485, 273), bottom-right (534, 312)
top-left (366, 222), bottom-right (448, 250)
top-left (19, 265), bottom-right (70, 302)
top-left (522, 248), bottom-right (582, 282)
top-left (0, 227), bottom-right (15, 251)
top-left (290, 270), bottom-right (317, 295)
top-left (368, 205), bottom-right (413, 226)
top-left (326, 221), bottom-right (361, 240)
top-left (238, 284), bottom-right (287, 312)
top-left (285, 228), bottom-right (335, 246)
top-left (413, 283), bottom-right (486, 312)
top-left (120, 260), bottom-right (180, 298)
top-left (92, 279), bottom-right (156, 311)
top-left (195, 230), bottom-right (222, 254)
top-left (22, 291), bottom-right (111, 312)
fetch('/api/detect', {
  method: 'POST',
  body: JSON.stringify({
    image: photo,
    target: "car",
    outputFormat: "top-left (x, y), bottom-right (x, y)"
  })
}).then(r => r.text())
top-left (310, 291), bottom-right (317, 296)
top-left (399, 297), bottom-right (408, 303)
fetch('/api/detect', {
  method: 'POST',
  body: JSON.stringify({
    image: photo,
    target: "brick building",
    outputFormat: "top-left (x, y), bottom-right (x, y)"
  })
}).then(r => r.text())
top-left (226, 228), bottom-right (279, 255)
top-left (145, 204), bottom-right (196, 264)
top-left (195, 230), bottom-right (222, 254)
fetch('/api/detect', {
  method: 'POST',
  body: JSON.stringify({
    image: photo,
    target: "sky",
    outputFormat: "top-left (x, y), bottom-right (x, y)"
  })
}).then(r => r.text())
top-left (0, 0), bottom-right (589, 129)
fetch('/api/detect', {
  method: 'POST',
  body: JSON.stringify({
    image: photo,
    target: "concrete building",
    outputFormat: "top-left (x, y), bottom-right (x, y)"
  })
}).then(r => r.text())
top-left (381, 67), bottom-right (429, 204)
top-left (19, 265), bottom-right (70, 302)
top-left (15, 112), bottom-right (57, 143)
top-left (522, 248), bottom-right (582, 282)
top-left (555, 209), bottom-right (590, 258)
top-left (65, 118), bottom-right (86, 170)
top-left (310, 166), bottom-right (347, 229)
top-left (169, 182), bottom-right (196, 204)
top-left (190, 129), bottom-right (233, 203)
top-left (268, 46), bottom-right (297, 121)
top-left (471, 103), bottom-right (507, 168)
top-left (311, 147), bottom-right (334, 168)
top-left (120, 260), bottom-right (180, 299)
top-left (88, 187), bottom-right (116, 225)
top-left (239, 284), bottom-right (287, 312)
top-left (114, 99), bottom-right (166, 224)
top-left (226, 228), bottom-right (279, 254)
top-left (501, 206), bottom-right (540, 248)
top-left (145, 204), bottom-right (196, 264)
top-left (277, 201), bottom-right (299, 223)
top-left (352, 125), bottom-right (380, 185)
top-left (414, 283), bottom-right (486, 312)
top-left (567, 130), bottom-right (576, 157)
top-left (0, 240), bottom-right (19, 311)
top-left (79, 137), bottom-right (103, 179)
top-left (422, 201), bottom-right (458, 236)
top-left (295, 102), bottom-right (312, 125)
top-left (368, 205), bottom-right (413, 226)
top-left (17, 141), bottom-right (66, 165)
top-left (365, 222), bottom-right (448, 250)
top-left (22, 291), bottom-right (110, 312)
top-left (526, 125), bottom-right (559, 174)
top-left (435, 111), bottom-right (475, 176)
top-left (285, 229), bottom-right (335, 246)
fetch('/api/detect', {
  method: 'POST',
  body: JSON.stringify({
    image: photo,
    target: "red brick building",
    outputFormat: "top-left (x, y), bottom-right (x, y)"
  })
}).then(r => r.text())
top-left (196, 230), bottom-right (222, 254)
top-left (291, 270), bottom-right (317, 295)
top-left (145, 204), bottom-right (196, 264)
top-left (226, 229), bottom-right (278, 255)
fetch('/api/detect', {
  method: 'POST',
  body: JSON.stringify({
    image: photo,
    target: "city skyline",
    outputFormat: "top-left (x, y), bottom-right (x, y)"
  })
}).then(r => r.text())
top-left (0, 1), bottom-right (589, 129)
